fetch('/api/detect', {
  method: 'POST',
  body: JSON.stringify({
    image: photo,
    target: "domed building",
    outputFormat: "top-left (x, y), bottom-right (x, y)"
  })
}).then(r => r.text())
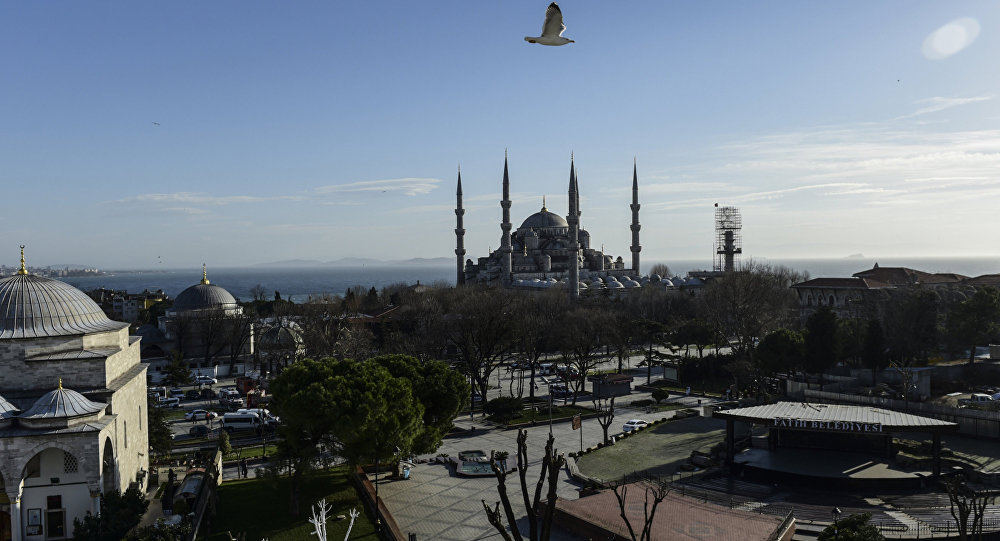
top-left (155, 265), bottom-right (254, 377)
top-left (0, 249), bottom-right (147, 541)
top-left (455, 155), bottom-right (644, 299)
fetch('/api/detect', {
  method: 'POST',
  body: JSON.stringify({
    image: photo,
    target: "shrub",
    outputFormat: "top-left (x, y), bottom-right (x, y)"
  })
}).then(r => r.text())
top-left (484, 396), bottom-right (524, 423)
top-left (651, 388), bottom-right (670, 404)
top-left (631, 399), bottom-right (653, 407)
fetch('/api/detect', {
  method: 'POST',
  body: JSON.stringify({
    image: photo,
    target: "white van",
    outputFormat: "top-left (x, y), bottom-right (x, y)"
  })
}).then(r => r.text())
top-left (538, 363), bottom-right (555, 376)
top-left (221, 412), bottom-right (262, 433)
top-left (237, 408), bottom-right (279, 424)
top-left (157, 397), bottom-right (180, 408)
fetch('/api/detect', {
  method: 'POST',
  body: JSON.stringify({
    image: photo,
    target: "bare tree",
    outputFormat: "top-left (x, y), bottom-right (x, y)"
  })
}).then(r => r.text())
top-left (945, 475), bottom-right (1000, 541)
top-left (513, 290), bottom-right (566, 404)
top-left (224, 309), bottom-right (256, 374)
top-left (250, 283), bottom-right (268, 302)
top-left (610, 476), bottom-right (671, 541)
top-left (593, 397), bottom-right (616, 445)
top-left (440, 287), bottom-right (515, 401)
top-left (483, 430), bottom-right (565, 541)
top-left (556, 305), bottom-right (610, 404)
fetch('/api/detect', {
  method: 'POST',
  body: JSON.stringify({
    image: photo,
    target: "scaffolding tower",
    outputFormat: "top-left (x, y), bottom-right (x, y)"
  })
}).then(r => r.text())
top-left (713, 205), bottom-right (742, 272)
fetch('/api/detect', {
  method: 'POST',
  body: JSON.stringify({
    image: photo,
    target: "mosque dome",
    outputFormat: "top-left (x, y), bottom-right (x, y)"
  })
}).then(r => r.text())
top-left (20, 385), bottom-right (106, 421)
top-left (259, 325), bottom-right (303, 349)
top-left (172, 267), bottom-right (239, 312)
top-left (519, 209), bottom-right (568, 229)
top-left (0, 273), bottom-right (127, 340)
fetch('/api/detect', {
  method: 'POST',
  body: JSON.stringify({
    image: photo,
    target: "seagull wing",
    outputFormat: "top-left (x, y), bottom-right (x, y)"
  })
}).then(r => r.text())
top-left (540, 2), bottom-right (566, 38)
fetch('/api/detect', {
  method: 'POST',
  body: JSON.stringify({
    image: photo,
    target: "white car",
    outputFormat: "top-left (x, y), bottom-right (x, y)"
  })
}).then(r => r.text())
top-left (184, 409), bottom-right (217, 421)
top-left (196, 375), bottom-right (218, 385)
top-left (622, 419), bottom-right (649, 432)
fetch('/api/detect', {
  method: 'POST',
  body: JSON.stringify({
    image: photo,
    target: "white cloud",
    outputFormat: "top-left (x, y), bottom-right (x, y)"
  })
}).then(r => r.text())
top-left (923, 17), bottom-right (980, 60)
top-left (314, 177), bottom-right (441, 196)
top-left (112, 192), bottom-right (298, 206)
top-left (896, 96), bottom-right (992, 120)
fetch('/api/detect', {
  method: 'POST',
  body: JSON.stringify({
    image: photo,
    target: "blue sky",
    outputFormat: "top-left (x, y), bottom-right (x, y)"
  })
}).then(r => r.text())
top-left (3, 1), bottom-right (999, 269)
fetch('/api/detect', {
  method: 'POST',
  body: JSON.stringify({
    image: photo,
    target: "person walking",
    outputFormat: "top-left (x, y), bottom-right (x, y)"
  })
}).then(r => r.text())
top-left (241, 458), bottom-right (248, 479)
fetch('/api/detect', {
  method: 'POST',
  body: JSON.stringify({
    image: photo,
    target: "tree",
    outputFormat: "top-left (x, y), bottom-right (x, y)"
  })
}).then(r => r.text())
top-left (439, 287), bottom-right (515, 403)
top-left (944, 474), bottom-right (1000, 541)
top-left (701, 262), bottom-right (801, 360)
top-left (250, 283), bottom-right (268, 302)
top-left (609, 476), bottom-right (671, 541)
top-left (555, 306), bottom-right (610, 404)
top-left (72, 486), bottom-right (149, 541)
top-left (861, 319), bottom-right (886, 386)
top-left (484, 396), bottom-right (524, 424)
top-left (370, 354), bottom-right (469, 454)
top-left (511, 290), bottom-right (565, 404)
top-left (648, 263), bottom-right (671, 278)
top-left (756, 328), bottom-right (804, 375)
top-left (946, 287), bottom-right (1000, 364)
top-left (594, 397), bottom-right (616, 445)
top-left (482, 430), bottom-right (565, 541)
top-left (124, 520), bottom-right (192, 541)
top-left (161, 352), bottom-right (193, 387)
top-left (817, 512), bottom-right (885, 541)
top-left (881, 288), bottom-right (941, 363)
top-left (650, 388), bottom-right (669, 404)
top-left (674, 319), bottom-right (716, 359)
top-left (804, 305), bottom-right (840, 376)
top-left (218, 429), bottom-right (232, 457)
top-left (147, 396), bottom-right (172, 456)
top-left (269, 358), bottom-right (424, 514)
top-left (224, 309), bottom-right (256, 374)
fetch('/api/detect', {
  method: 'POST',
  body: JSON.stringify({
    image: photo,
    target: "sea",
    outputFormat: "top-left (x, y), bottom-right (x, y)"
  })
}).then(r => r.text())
top-left (60, 256), bottom-right (1000, 302)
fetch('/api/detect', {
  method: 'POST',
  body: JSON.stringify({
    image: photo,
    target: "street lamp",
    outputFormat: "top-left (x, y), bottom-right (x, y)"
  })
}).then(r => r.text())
top-left (831, 507), bottom-right (842, 540)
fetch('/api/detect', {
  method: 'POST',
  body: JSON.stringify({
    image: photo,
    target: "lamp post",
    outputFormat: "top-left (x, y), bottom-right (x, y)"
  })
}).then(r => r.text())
top-left (374, 446), bottom-right (382, 535)
top-left (831, 507), bottom-right (842, 540)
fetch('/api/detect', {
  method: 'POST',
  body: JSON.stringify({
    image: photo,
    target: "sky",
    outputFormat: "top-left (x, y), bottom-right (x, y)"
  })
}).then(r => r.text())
top-left (2, 1), bottom-right (999, 270)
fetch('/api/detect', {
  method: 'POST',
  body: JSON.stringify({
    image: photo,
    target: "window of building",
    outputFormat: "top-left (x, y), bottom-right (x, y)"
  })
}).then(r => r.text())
top-left (124, 421), bottom-right (128, 448)
top-left (63, 451), bottom-right (79, 474)
top-left (46, 495), bottom-right (65, 539)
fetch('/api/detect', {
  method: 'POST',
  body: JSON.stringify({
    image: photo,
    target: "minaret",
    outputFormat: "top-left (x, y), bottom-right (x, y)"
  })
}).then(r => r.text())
top-left (567, 155), bottom-right (580, 302)
top-left (630, 158), bottom-right (642, 275)
top-left (455, 167), bottom-right (467, 285)
top-left (500, 151), bottom-right (513, 284)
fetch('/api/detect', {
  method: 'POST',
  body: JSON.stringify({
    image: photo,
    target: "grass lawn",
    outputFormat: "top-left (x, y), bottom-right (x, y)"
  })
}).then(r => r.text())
top-left (229, 444), bottom-right (278, 460)
top-left (208, 466), bottom-right (377, 541)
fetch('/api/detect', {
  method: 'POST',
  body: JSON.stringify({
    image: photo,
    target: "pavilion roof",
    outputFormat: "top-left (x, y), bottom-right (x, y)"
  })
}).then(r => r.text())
top-left (715, 402), bottom-right (957, 432)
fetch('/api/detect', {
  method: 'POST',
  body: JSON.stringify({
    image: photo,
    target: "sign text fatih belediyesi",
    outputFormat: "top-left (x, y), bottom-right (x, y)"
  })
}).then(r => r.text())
top-left (773, 417), bottom-right (883, 433)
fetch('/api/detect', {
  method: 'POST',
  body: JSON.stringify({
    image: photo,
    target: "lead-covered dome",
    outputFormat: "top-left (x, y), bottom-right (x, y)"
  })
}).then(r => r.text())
top-left (172, 266), bottom-right (239, 312)
top-left (0, 273), bottom-right (127, 339)
top-left (173, 283), bottom-right (239, 312)
top-left (519, 209), bottom-right (568, 229)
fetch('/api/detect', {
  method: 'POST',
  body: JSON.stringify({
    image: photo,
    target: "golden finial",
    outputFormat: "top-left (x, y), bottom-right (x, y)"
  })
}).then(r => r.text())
top-left (523, 243), bottom-right (527, 256)
top-left (17, 245), bottom-right (28, 275)
top-left (58, 377), bottom-right (63, 390)
top-left (541, 196), bottom-right (547, 212)
top-left (200, 263), bottom-right (210, 285)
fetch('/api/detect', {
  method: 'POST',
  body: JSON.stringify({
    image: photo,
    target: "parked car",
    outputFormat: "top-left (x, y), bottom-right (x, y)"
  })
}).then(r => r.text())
top-left (185, 390), bottom-right (201, 400)
top-left (189, 425), bottom-right (210, 437)
top-left (622, 419), bottom-right (649, 432)
top-left (196, 375), bottom-right (218, 385)
top-left (550, 383), bottom-right (570, 398)
top-left (184, 409), bottom-right (217, 421)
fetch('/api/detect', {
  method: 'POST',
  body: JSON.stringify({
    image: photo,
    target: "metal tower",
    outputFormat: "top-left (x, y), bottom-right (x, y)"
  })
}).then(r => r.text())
top-left (713, 205), bottom-right (742, 272)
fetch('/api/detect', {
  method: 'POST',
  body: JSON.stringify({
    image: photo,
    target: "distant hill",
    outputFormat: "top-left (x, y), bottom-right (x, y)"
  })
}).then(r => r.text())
top-left (256, 257), bottom-right (451, 268)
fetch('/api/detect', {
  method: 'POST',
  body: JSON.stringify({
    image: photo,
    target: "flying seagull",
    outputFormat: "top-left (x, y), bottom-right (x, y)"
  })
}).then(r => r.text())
top-left (525, 2), bottom-right (574, 46)
top-left (152, 122), bottom-right (160, 126)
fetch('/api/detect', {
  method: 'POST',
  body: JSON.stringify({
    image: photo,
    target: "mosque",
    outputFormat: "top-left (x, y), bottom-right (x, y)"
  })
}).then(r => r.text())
top-left (0, 248), bottom-right (148, 541)
top-left (456, 155), bottom-right (651, 298)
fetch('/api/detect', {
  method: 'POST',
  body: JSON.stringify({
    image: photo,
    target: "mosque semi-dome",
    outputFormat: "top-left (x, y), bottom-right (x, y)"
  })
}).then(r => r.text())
top-left (20, 385), bottom-right (106, 421)
top-left (172, 267), bottom-right (239, 312)
top-left (519, 209), bottom-right (569, 229)
top-left (259, 324), bottom-right (303, 349)
top-left (0, 273), bottom-right (127, 339)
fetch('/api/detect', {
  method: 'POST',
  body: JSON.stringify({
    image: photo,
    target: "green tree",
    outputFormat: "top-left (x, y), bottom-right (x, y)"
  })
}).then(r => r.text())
top-left (269, 357), bottom-right (424, 514)
top-left (756, 328), bottom-right (804, 375)
top-left (804, 305), bottom-right (840, 375)
top-left (817, 512), bottom-right (885, 541)
top-left (218, 429), bottom-right (232, 457)
top-left (370, 354), bottom-right (469, 454)
top-left (862, 319), bottom-right (887, 385)
top-left (882, 288), bottom-right (941, 363)
top-left (161, 353), bottom-right (193, 387)
top-left (484, 396), bottom-right (524, 424)
top-left (946, 287), bottom-right (1000, 364)
top-left (72, 486), bottom-right (149, 541)
top-left (651, 388), bottom-right (670, 404)
top-left (146, 396), bottom-right (172, 456)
